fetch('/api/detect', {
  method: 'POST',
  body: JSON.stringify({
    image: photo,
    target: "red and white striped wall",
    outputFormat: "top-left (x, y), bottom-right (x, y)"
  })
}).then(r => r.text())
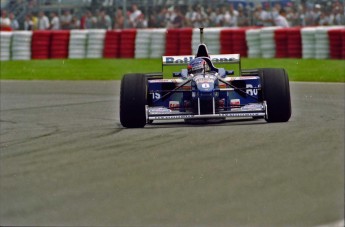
top-left (1, 26), bottom-right (344, 61)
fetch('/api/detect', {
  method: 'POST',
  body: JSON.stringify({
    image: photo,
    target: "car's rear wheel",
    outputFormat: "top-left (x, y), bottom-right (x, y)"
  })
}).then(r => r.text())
top-left (120, 74), bottom-right (147, 128)
top-left (259, 68), bottom-right (291, 122)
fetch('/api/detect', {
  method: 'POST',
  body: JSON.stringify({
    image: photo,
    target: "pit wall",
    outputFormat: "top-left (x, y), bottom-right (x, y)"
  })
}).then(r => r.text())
top-left (1, 26), bottom-right (344, 61)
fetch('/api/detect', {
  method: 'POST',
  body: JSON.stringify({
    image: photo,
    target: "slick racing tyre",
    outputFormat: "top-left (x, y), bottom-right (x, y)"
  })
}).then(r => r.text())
top-left (120, 74), bottom-right (147, 128)
top-left (259, 68), bottom-right (291, 122)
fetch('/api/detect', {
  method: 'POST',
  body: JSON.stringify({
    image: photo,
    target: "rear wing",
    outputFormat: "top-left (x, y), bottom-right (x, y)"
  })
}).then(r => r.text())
top-left (162, 54), bottom-right (241, 76)
top-left (162, 54), bottom-right (240, 66)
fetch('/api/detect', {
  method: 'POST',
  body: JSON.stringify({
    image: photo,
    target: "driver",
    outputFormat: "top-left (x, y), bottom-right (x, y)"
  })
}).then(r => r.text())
top-left (187, 57), bottom-right (210, 75)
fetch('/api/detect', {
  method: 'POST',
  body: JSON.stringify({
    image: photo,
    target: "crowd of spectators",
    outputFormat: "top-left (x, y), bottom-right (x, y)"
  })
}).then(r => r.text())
top-left (1, 1), bottom-right (344, 31)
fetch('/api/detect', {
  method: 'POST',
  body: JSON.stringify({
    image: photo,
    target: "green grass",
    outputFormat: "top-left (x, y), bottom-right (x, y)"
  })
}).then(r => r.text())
top-left (1, 58), bottom-right (344, 82)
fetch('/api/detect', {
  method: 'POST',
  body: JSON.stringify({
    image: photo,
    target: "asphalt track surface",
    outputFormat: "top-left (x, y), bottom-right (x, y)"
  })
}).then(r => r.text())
top-left (0, 80), bottom-right (344, 227)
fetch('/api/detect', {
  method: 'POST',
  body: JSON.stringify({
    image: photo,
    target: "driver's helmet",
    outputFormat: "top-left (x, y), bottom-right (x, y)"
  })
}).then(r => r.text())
top-left (187, 57), bottom-right (210, 74)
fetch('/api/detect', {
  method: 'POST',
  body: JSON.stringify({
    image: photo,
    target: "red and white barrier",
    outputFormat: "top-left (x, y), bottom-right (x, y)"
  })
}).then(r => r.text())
top-left (246, 29), bottom-right (261, 58)
top-left (12, 31), bottom-right (32, 60)
top-left (103, 30), bottom-right (121, 58)
top-left (287, 28), bottom-right (302, 58)
top-left (0, 32), bottom-right (12, 61)
top-left (51, 30), bottom-right (70, 59)
top-left (69, 30), bottom-right (88, 59)
top-left (87, 29), bottom-right (106, 59)
top-left (316, 27), bottom-right (332, 59)
top-left (150, 28), bottom-right (166, 58)
top-left (341, 29), bottom-right (345, 59)
top-left (178, 28), bottom-right (193, 55)
top-left (274, 28), bottom-right (288, 58)
top-left (220, 28), bottom-right (234, 54)
top-left (193, 27), bottom-right (222, 55)
top-left (301, 27), bottom-right (316, 59)
top-left (120, 29), bottom-right (136, 58)
top-left (165, 29), bottom-right (179, 55)
top-left (260, 27), bottom-right (280, 58)
top-left (135, 29), bottom-right (152, 59)
top-left (328, 29), bottom-right (344, 59)
top-left (232, 28), bottom-right (248, 57)
top-left (1, 27), bottom-right (344, 61)
top-left (31, 30), bottom-right (52, 59)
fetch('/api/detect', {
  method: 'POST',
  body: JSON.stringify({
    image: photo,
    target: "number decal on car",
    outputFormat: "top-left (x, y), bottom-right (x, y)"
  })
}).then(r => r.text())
top-left (201, 83), bottom-right (210, 89)
top-left (152, 93), bottom-right (161, 100)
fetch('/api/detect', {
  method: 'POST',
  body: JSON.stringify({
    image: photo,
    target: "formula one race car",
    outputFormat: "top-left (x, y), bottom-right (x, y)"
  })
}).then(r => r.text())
top-left (120, 28), bottom-right (291, 128)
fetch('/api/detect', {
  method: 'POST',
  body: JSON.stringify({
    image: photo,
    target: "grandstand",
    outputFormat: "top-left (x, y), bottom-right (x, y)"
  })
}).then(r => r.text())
top-left (2, 0), bottom-right (343, 29)
top-left (0, 0), bottom-right (302, 16)
top-left (2, 0), bottom-right (91, 23)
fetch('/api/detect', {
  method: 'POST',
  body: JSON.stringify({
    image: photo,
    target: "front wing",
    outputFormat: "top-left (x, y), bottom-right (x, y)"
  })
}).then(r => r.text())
top-left (146, 102), bottom-right (267, 121)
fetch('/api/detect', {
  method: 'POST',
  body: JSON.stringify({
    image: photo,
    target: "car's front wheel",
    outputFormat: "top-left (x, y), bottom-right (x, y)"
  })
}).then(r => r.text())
top-left (259, 68), bottom-right (291, 122)
top-left (120, 74), bottom-right (147, 128)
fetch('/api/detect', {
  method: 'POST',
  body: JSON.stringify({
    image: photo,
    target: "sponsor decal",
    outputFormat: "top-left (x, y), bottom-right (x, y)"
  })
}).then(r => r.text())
top-left (149, 107), bottom-right (172, 114)
top-left (164, 56), bottom-right (194, 64)
top-left (241, 104), bottom-right (264, 111)
top-left (169, 101), bottom-right (180, 109)
top-left (149, 79), bottom-right (181, 83)
top-left (210, 57), bottom-right (237, 63)
top-left (149, 112), bottom-right (264, 120)
top-left (219, 113), bottom-right (263, 117)
top-left (195, 78), bottom-right (215, 84)
top-left (231, 99), bottom-right (240, 106)
top-left (222, 76), bottom-right (258, 82)
top-left (246, 84), bottom-right (258, 96)
top-left (163, 54), bottom-right (240, 65)
top-left (151, 115), bottom-right (194, 120)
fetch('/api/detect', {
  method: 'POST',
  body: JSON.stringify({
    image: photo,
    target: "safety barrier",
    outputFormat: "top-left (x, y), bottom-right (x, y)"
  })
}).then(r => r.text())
top-left (274, 29), bottom-right (288, 58)
top-left (165, 29), bottom-right (179, 55)
top-left (12, 31), bottom-right (32, 60)
top-left (68, 30), bottom-right (88, 59)
top-left (287, 28), bottom-right (302, 58)
top-left (342, 30), bottom-right (345, 59)
top-left (220, 29), bottom-right (234, 54)
top-left (135, 29), bottom-right (152, 59)
top-left (31, 30), bottom-right (51, 59)
top-left (0, 32), bottom-right (12, 61)
top-left (103, 30), bottom-right (121, 58)
top-left (301, 27), bottom-right (316, 59)
top-left (328, 29), bottom-right (343, 59)
top-left (260, 27), bottom-right (280, 59)
top-left (178, 28), bottom-right (193, 55)
top-left (1, 26), bottom-right (344, 61)
top-left (193, 27), bottom-right (222, 55)
top-left (246, 29), bottom-right (261, 58)
top-left (233, 28), bottom-right (248, 57)
top-left (86, 29), bottom-right (106, 59)
top-left (150, 28), bottom-right (166, 58)
top-left (51, 30), bottom-right (70, 59)
top-left (120, 29), bottom-right (136, 58)
top-left (316, 27), bottom-right (332, 59)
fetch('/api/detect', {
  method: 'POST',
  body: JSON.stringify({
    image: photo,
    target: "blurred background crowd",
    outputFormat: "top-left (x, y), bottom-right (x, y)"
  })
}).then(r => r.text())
top-left (0, 0), bottom-right (344, 31)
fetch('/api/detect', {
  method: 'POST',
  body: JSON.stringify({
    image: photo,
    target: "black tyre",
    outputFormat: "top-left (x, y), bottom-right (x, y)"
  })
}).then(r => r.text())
top-left (120, 74), bottom-right (147, 128)
top-left (259, 68), bottom-right (291, 122)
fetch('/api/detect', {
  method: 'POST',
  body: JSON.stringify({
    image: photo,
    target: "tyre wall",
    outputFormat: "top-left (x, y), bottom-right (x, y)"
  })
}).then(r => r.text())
top-left (51, 30), bottom-right (70, 59)
top-left (0, 26), bottom-right (344, 61)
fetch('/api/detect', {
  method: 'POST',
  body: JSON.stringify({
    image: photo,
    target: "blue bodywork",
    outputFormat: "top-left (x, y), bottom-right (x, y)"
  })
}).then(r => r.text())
top-left (147, 74), bottom-right (261, 113)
